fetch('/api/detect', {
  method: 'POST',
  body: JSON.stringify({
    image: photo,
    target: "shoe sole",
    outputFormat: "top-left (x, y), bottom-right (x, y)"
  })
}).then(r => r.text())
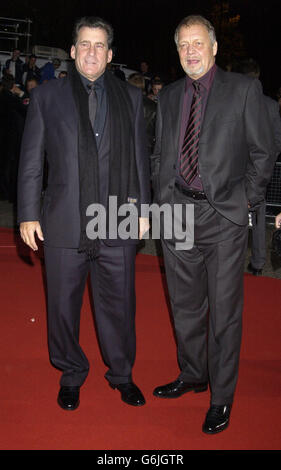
top-left (57, 398), bottom-right (80, 411)
top-left (121, 397), bottom-right (146, 406)
top-left (202, 421), bottom-right (229, 434)
top-left (153, 385), bottom-right (208, 398)
top-left (110, 383), bottom-right (146, 406)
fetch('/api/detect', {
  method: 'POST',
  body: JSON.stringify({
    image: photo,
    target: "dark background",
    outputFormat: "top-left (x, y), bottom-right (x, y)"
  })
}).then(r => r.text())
top-left (1, 0), bottom-right (281, 96)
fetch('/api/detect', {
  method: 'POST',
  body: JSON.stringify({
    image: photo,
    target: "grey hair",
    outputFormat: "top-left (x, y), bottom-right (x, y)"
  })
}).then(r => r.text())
top-left (72, 16), bottom-right (114, 49)
top-left (174, 15), bottom-right (216, 47)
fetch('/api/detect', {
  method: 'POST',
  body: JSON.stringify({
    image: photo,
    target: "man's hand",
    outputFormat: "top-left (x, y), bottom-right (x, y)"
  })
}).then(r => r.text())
top-left (12, 84), bottom-right (24, 98)
top-left (139, 217), bottom-right (150, 240)
top-left (275, 212), bottom-right (281, 229)
top-left (20, 221), bottom-right (44, 251)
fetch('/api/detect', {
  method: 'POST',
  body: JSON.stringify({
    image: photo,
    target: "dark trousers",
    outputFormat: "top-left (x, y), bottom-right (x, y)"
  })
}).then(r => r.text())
top-left (44, 242), bottom-right (137, 387)
top-left (249, 201), bottom-right (266, 270)
top-left (161, 188), bottom-right (248, 405)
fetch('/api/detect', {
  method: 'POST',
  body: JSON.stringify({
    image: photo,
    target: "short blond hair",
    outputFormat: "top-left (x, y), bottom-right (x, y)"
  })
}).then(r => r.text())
top-left (174, 15), bottom-right (216, 47)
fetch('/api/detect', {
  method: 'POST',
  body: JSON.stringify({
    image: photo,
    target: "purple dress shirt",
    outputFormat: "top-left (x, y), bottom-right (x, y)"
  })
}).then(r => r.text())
top-left (176, 64), bottom-right (217, 192)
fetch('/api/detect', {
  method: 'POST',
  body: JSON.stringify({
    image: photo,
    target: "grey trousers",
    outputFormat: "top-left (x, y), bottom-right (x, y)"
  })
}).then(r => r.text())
top-left (161, 190), bottom-right (248, 405)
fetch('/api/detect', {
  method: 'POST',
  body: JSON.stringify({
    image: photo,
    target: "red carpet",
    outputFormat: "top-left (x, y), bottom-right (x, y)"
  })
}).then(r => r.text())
top-left (0, 227), bottom-right (280, 450)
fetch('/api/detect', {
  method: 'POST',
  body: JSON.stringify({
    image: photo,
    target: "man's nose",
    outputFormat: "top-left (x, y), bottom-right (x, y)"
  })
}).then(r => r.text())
top-left (88, 44), bottom-right (96, 55)
top-left (186, 44), bottom-right (196, 54)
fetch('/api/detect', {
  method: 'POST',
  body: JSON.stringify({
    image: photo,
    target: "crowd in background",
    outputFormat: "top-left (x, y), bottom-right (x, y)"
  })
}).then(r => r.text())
top-left (0, 48), bottom-right (280, 206)
top-left (0, 49), bottom-right (167, 204)
top-left (0, 49), bottom-right (67, 203)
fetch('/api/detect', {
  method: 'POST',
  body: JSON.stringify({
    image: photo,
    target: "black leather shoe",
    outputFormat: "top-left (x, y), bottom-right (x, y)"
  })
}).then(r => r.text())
top-left (202, 404), bottom-right (232, 434)
top-left (247, 263), bottom-right (262, 276)
top-left (57, 386), bottom-right (80, 411)
top-left (109, 382), bottom-right (146, 406)
top-left (153, 379), bottom-right (208, 398)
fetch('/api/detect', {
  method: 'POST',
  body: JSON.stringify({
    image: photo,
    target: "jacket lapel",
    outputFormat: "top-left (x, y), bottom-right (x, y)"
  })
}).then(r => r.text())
top-left (55, 78), bottom-right (78, 134)
top-left (200, 67), bottom-right (227, 139)
top-left (169, 78), bottom-right (185, 155)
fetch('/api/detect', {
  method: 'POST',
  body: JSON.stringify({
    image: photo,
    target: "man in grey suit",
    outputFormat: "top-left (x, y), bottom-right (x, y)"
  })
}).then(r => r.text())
top-left (151, 15), bottom-right (275, 433)
top-left (18, 16), bottom-right (150, 410)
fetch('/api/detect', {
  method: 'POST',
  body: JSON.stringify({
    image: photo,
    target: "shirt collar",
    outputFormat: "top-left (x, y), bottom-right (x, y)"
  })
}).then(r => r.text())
top-left (79, 71), bottom-right (105, 93)
top-left (185, 63), bottom-right (217, 92)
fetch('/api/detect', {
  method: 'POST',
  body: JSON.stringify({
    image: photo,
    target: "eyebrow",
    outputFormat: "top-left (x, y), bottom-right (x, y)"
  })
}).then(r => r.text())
top-left (79, 40), bottom-right (106, 46)
top-left (179, 38), bottom-right (204, 44)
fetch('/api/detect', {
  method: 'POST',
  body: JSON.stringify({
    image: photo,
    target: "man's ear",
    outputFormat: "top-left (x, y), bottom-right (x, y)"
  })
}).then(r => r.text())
top-left (213, 41), bottom-right (218, 57)
top-left (70, 45), bottom-right (76, 60)
top-left (107, 48), bottom-right (113, 64)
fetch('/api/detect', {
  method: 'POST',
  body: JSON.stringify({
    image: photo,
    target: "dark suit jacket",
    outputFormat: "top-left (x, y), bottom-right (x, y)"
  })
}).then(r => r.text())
top-left (264, 95), bottom-right (281, 159)
top-left (151, 67), bottom-right (275, 226)
top-left (17, 73), bottom-right (150, 248)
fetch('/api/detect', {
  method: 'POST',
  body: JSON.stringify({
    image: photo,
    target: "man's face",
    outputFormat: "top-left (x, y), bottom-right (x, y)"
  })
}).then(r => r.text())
top-left (152, 84), bottom-right (162, 95)
top-left (140, 62), bottom-right (148, 73)
top-left (177, 24), bottom-right (217, 79)
top-left (29, 57), bottom-right (36, 67)
top-left (71, 26), bottom-right (112, 81)
top-left (26, 79), bottom-right (37, 93)
top-left (12, 50), bottom-right (20, 61)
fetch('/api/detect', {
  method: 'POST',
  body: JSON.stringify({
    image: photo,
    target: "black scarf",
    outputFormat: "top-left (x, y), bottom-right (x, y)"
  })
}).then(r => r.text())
top-left (68, 64), bottom-right (140, 258)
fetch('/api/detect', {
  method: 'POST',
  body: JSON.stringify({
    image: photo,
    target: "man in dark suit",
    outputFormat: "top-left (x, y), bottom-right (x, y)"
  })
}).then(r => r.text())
top-left (231, 58), bottom-right (281, 276)
top-left (17, 16), bottom-right (150, 411)
top-left (151, 15), bottom-right (275, 433)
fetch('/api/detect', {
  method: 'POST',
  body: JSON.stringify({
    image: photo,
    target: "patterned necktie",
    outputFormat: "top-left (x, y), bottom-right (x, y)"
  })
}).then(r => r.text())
top-left (87, 83), bottom-right (97, 130)
top-left (180, 81), bottom-right (202, 185)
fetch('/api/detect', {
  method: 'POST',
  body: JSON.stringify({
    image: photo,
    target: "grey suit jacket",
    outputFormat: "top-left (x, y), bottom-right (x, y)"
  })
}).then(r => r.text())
top-left (151, 67), bottom-right (275, 226)
top-left (17, 73), bottom-right (150, 247)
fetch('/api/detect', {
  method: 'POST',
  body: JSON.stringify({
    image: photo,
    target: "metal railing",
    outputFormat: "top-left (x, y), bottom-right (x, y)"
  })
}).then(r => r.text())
top-left (266, 161), bottom-right (281, 223)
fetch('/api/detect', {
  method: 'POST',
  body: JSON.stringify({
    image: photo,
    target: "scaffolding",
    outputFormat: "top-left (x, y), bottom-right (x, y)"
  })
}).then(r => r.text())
top-left (0, 17), bottom-right (32, 54)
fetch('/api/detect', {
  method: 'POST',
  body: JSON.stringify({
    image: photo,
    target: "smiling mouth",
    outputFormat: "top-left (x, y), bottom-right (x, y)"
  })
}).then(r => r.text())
top-left (85, 60), bottom-right (97, 65)
top-left (187, 59), bottom-right (200, 65)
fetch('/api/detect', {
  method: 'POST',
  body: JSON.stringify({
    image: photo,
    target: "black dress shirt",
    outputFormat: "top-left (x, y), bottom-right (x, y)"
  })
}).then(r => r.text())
top-left (79, 72), bottom-right (107, 148)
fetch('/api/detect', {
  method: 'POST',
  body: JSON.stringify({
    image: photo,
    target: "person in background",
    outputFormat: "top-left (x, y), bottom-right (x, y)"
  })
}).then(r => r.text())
top-left (4, 49), bottom-right (24, 86)
top-left (58, 70), bottom-right (68, 78)
top-left (147, 78), bottom-right (163, 103)
top-left (22, 55), bottom-right (41, 88)
top-left (22, 78), bottom-right (39, 105)
top-left (139, 60), bottom-right (153, 93)
top-left (40, 58), bottom-right (61, 84)
top-left (0, 74), bottom-right (26, 202)
top-left (112, 64), bottom-right (126, 81)
top-left (128, 72), bottom-right (156, 153)
top-left (275, 213), bottom-right (281, 228)
top-left (231, 58), bottom-right (281, 275)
